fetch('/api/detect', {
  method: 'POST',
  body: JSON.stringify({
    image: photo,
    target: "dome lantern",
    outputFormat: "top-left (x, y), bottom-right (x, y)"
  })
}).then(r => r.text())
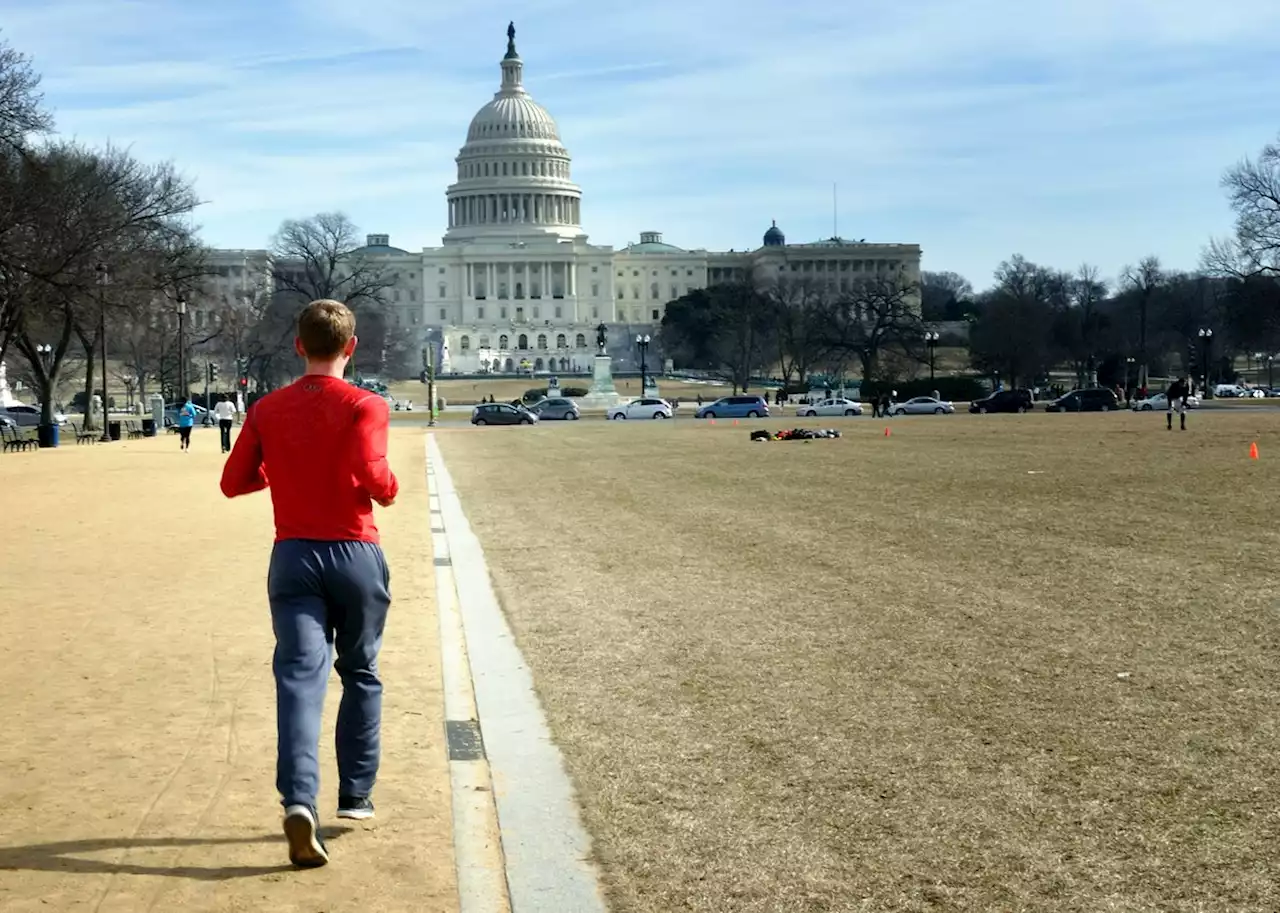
top-left (763, 220), bottom-right (786, 247)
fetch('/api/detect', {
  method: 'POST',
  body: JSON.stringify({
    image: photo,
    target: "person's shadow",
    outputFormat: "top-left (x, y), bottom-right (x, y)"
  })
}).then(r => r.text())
top-left (0, 827), bottom-right (352, 880)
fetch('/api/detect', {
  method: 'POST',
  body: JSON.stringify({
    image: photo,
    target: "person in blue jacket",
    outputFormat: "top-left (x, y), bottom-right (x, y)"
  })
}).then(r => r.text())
top-left (177, 398), bottom-right (197, 451)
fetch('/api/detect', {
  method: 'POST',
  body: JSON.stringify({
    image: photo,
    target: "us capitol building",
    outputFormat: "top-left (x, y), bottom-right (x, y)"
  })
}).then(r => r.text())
top-left (208, 24), bottom-right (922, 376)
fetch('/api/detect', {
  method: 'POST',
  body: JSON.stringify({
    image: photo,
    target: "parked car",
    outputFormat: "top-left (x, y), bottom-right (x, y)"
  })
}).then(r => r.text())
top-left (969, 389), bottom-right (1033, 414)
top-left (1045, 388), bottom-right (1120, 412)
top-left (608, 398), bottom-right (673, 420)
top-left (1, 403), bottom-right (67, 426)
top-left (1131, 391), bottom-right (1201, 412)
top-left (471, 403), bottom-right (537, 425)
top-left (797, 397), bottom-right (863, 417)
top-left (891, 396), bottom-right (954, 416)
top-left (693, 395), bottom-right (770, 419)
top-left (528, 397), bottom-right (581, 420)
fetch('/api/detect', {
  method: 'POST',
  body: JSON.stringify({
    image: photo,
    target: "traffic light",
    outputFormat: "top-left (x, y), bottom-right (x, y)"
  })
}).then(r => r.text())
top-left (239, 376), bottom-right (248, 389)
top-left (420, 369), bottom-right (428, 384)
top-left (208, 363), bottom-right (219, 384)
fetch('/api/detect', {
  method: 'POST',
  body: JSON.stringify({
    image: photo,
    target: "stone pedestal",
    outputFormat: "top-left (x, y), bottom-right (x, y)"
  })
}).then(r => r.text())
top-left (578, 354), bottom-right (622, 409)
top-left (149, 393), bottom-right (165, 428)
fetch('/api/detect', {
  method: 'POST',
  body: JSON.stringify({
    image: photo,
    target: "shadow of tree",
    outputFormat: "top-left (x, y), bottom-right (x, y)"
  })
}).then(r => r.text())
top-left (0, 827), bottom-right (352, 880)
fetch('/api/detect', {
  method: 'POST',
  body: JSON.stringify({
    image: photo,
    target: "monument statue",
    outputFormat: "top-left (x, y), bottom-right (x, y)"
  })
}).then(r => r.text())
top-left (595, 322), bottom-right (608, 353)
top-left (505, 22), bottom-right (517, 59)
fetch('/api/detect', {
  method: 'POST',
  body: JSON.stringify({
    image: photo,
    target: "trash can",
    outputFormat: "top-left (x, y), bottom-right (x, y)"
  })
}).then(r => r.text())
top-left (108, 420), bottom-right (122, 441)
top-left (141, 418), bottom-right (157, 437)
top-left (37, 423), bottom-right (60, 448)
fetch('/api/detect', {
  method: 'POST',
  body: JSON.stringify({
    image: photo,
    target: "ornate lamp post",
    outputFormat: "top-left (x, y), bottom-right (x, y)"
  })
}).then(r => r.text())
top-left (176, 297), bottom-right (187, 403)
top-left (1125, 356), bottom-right (1135, 401)
top-left (924, 331), bottom-right (940, 383)
top-left (635, 333), bottom-right (651, 394)
top-left (36, 343), bottom-right (53, 375)
top-left (1198, 327), bottom-right (1213, 397)
top-left (1268, 354), bottom-right (1276, 391)
top-left (95, 263), bottom-right (111, 441)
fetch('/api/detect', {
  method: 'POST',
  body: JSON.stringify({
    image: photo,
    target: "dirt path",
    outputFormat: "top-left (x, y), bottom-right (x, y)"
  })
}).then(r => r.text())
top-left (0, 427), bottom-right (456, 913)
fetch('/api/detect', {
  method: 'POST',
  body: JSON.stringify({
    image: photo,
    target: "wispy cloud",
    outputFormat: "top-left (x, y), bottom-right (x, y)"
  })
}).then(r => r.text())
top-left (4, 0), bottom-right (1279, 285)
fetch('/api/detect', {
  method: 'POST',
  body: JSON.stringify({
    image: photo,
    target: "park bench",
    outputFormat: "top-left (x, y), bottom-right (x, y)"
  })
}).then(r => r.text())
top-left (67, 421), bottom-right (97, 445)
top-left (124, 420), bottom-right (145, 440)
top-left (1, 424), bottom-right (39, 452)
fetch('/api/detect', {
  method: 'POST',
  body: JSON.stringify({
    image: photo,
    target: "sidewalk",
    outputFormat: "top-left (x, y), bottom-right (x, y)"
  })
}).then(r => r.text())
top-left (0, 429), bottom-right (457, 913)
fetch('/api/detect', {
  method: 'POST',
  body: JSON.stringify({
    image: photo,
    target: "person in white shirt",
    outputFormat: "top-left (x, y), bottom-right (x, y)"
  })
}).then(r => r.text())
top-left (213, 395), bottom-right (237, 452)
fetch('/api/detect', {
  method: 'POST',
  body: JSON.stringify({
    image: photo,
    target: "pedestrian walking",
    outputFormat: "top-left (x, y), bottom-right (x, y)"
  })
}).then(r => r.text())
top-left (213, 394), bottom-right (237, 453)
top-left (219, 299), bottom-right (399, 869)
top-left (177, 398), bottom-right (197, 451)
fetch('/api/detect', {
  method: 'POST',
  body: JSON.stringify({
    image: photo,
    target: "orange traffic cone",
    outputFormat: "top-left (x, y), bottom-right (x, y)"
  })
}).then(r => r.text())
top-left (733, 419), bottom-right (739, 426)
top-left (884, 427), bottom-right (891, 437)
top-left (708, 418), bottom-right (715, 425)
top-left (1250, 441), bottom-right (1259, 460)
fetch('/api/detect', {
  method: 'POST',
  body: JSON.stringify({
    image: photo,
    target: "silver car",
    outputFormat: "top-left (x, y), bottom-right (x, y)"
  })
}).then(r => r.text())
top-left (891, 396), bottom-right (954, 416)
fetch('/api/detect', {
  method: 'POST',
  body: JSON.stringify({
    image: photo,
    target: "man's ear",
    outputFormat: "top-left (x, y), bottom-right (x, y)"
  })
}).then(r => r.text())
top-left (345, 335), bottom-right (358, 357)
top-left (294, 337), bottom-right (307, 357)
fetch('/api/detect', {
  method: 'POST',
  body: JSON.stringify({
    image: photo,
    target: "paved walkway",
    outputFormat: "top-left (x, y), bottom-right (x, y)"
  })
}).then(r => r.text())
top-left (0, 429), bottom-right (457, 913)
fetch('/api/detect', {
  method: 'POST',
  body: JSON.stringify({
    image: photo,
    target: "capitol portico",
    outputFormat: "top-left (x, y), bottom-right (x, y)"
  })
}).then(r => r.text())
top-left (208, 23), bottom-right (923, 377)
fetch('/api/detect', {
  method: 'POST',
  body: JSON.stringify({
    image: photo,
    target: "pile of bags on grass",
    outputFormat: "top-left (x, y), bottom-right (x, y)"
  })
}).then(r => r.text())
top-left (750, 428), bottom-right (842, 442)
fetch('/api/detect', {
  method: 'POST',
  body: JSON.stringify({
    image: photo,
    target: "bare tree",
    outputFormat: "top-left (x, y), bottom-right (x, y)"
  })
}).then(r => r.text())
top-left (7, 142), bottom-right (201, 426)
top-left (766, 277), bottom-right (830, 389)
top-left (1203, 134), bottom-right (1280, 278)
top-left (270, 212), bottom-right (395, 306)
top-left (968, 255), bottom-right (1067, 388)
top-left (823, 273), bottom-right (923, 385)
top-left (1119, 255), bottom-right (1163, 392)
top-left (920, 270), bottom-right (975, 321)
top-left (1052, 264), bottom-right (1110, 387)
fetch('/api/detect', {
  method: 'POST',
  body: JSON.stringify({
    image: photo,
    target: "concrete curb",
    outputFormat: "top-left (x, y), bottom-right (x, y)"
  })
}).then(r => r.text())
top-left (427, 434), bottom-right (609, 913)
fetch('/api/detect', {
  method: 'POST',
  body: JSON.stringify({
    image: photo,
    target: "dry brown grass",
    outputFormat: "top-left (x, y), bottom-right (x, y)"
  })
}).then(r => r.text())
top-left (437, 411), bottom-right (1280, 913)
top-left (0, 429), bottom-right (456, 913)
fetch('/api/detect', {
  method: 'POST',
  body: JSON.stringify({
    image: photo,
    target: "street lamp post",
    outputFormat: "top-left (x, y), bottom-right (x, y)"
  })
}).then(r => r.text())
top-left (1198, 328), bottom-right (1213, 397)
top-left (36, 343), bottom-right (53, 376)
top-left (924, 331), bottom-right (940, 383)
top-left (95, 264), bottom-right (111, 441)
top-left (176, 297), bottom-right (187, 403)
top-left (425, 341), bottom-right (436, 428)
top-left (635, 334), bottom-right (651, 394)
top-left (1268, 354), bottom-right (1276, 391)
top-left (1125, 356), bottom-right (1135, 401)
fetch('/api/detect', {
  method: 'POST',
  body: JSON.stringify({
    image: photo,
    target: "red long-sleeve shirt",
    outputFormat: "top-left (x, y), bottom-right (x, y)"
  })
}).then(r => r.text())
top-left (219, 375), bottom-right (399, 544)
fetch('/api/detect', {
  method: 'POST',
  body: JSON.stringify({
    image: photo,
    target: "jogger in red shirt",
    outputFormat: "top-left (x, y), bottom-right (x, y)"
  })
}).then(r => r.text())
top-left (220, 299), bottom-right (399, 868)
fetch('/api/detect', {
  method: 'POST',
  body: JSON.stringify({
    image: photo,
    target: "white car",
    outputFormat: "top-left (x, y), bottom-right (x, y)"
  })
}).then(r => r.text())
top-left (891, 396), bottom-right (954, 416)
top-left (797, 397), bottom-right (863, 417)
top-left (1131, 392), bottom-right (1201, 411)
top-left (608, 397), bottom-right (673, 420)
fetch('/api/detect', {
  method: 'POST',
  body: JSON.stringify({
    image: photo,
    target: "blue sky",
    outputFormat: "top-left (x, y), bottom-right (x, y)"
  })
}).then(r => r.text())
top-left (4, 0), bottom-right (1278, 289)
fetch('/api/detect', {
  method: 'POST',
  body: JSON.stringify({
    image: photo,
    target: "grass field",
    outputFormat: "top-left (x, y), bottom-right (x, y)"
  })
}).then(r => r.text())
top-left (436, 411), bottom-right (1280, 913)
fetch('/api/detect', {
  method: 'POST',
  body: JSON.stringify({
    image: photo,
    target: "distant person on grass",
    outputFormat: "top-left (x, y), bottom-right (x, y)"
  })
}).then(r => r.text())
top-left (1167, 376), bottom-right (1190, 431)
top-left (177, 398), bottom-right (197, 451)
top-left (213, 394), bottom-right (237, 453)
top-left (219, 299), bottom-right (399, 869)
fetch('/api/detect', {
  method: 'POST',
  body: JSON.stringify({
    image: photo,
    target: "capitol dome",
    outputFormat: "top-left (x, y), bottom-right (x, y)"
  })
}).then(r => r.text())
top-left (443, 23), bottom-right (584, 244)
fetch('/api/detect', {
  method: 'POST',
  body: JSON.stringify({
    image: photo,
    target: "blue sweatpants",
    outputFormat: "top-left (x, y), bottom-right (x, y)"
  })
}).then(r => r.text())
top-left (267, 539), bottom-right (391, 809)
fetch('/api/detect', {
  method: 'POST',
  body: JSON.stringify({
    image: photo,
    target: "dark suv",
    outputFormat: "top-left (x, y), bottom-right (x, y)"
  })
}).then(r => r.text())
top-left (969, 389), bottom-right (1033, 414)
top-left (1045, 388), bottom-right (1119, 412)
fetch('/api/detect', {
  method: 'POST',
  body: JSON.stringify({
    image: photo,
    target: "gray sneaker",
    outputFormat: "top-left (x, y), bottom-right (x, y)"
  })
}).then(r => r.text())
top-left (336, 795), bottom-right (375, 820)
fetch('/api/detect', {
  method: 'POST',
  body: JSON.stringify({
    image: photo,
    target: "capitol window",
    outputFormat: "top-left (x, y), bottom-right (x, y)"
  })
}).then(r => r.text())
top-left (500, 306), bottom-right (508, 319)
top-left (478, 306), bottom-right (485, 319)
top-left (502, 162), bottom-right (508, 175)
top-left (499, 334), bottom-right (508, 348)
top-left (652, 309), bottom-right (660, 321)
top-left (533, 306), bottom-right (540, 319)
top-left (591, 266), bottom-right (598, 273)
top-left (554, 306), bottom-right (561, 319)
top-left (575, 333), bottom-right (586, 348)
top-left (439, 308), bottom-right (447, 321)
top-left (591, 283), bottom-right (599, 297)
top-left (591, 306), bottom-right (598, 319)
top-left (556, 334), bottom-right (566, 349)
top-left (439, 283), bottom-right (447, 297)
top-left (536, 334), bottom-right (547, 350)
top-left (650, 283), bottom-right (659, 299)
top-left (460, 335), bottom-right (471, 351)
top-left (479, 335), bottom-right (490, 348)
top-left (517, 334), bottom-right (528, 350)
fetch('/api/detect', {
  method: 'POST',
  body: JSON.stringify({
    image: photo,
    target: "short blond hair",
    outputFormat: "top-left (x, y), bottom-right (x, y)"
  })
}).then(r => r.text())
top-left (297, 299), bottom-right (355, 359)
